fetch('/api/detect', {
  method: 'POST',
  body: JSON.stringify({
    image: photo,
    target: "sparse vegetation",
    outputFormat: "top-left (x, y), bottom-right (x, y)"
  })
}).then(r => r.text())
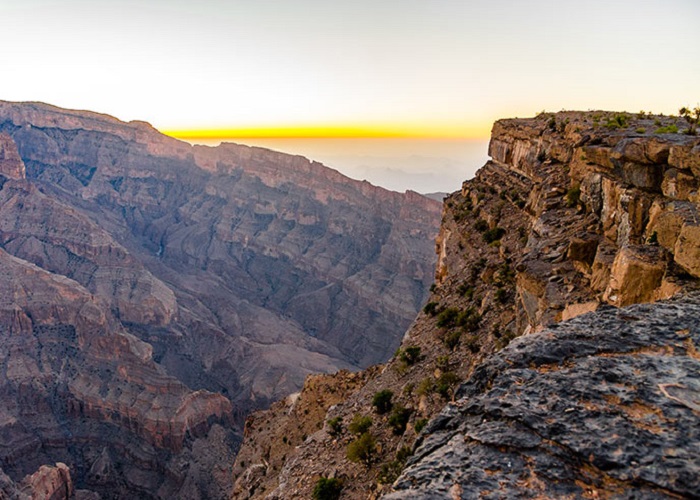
top-left (565, 184), bottom-right (581, 208)
top-left (348, 414), bottom-right (372, 435)
top-left (423, 301), bottom-right (440, 316)
top-left (655, 124), bottom-right (678, 134)
top-left (347, 432), bottom-right (377, 465)
top-left (372, 389), bottom-right (394, 414)
top-left (414, 418), bottom-right (428, 433)
top-left (436, 371), bottom-right (460, 399)
top-left (482, 227), bottom-right (506, 244)
top-left (679, 106), bottom-right (700, 135)
top-left (605, 113), bottom-right (629, 129)
top-left (388, 405), bottom-right (412, 435)
top-left (313, 477), bottom-right (343, 500)
top-left (474, 219), bottom-right (489, 232)
top-left (399, 346), bottom-right (421, 366)
top-left (327, 417), bottom-right (342, 437)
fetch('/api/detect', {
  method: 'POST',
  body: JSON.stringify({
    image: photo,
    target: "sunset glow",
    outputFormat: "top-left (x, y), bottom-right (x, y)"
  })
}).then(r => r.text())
top-left (1, 0), bottom-right (698, 191)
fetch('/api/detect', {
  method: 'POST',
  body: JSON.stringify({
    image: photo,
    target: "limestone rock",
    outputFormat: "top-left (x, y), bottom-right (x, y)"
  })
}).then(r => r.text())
top-left (604, 245), bottom-right (668, 307)
top-left (387, 295), bottom-right (700, 499)
top-left (236, 111), bottom-right (700, 498)
top-left (0, 132), bottom-right (25, 180)
top-left (674, 223), bottom-right (700, 278)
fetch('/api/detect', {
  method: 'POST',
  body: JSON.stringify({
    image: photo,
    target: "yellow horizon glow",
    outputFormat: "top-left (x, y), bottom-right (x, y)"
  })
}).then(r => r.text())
top-left (163, 123), bottom-right (491, 141)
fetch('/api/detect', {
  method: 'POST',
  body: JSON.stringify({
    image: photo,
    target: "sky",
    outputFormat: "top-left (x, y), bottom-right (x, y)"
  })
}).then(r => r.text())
top-left (0, 0), bottom-right (698, 192)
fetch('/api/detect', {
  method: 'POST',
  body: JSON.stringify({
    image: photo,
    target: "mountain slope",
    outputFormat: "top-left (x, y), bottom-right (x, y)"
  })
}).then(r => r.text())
top-left (231, 110), bottom-right (700, 498)
top-left (0, 101), bottom-right (441, 497)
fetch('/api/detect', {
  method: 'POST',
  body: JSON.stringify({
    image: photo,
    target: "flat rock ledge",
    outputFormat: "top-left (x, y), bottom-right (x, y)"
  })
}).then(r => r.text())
top-left (386, 293), bottom-right (700, 499)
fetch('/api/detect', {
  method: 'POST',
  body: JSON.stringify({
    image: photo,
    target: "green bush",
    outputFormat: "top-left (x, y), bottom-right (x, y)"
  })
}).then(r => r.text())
top-left (474, 219), bottom-right (489, 232)
top-left (444, 330), bottom-right (461, 350)
top-left (372, 389), bottom-right (394, 414)
top-left (378, 460), bottom-right (403, 484)
top-left (347, 432), bottom-right (376, 465)
top-left (565, 184), bottom-right (581, 208)
top-left (679, 106), bottom-right (700, 135)
top-left (495, 287), bottom-right (509, 304)
top-left (348, 414), bottom-right (372, 435)
top-left (655, 124), bottom-right (678, 134)
top-left (388, 405), bottom-right (412, 435)
top-left (436, 371), bottom-right (460, 399)
top-left (414, 418), bottom-right (428, 433)
top-left (313, 477), bottom-right (343, 500)
top-left (482, 227), bottom-right (506, 243)
top-left (400, 346), bottom-right (421, 365)
top-left (423, 301), bottom-right (440, 316)
top-left (327, 417), bottom-right (342, 437)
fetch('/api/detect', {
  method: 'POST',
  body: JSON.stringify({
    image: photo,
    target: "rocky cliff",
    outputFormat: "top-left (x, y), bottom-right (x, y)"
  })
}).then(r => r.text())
top-left (231, 111), bottom-right (700, 498)
top-left (0, 100), bottom-right (441, 498)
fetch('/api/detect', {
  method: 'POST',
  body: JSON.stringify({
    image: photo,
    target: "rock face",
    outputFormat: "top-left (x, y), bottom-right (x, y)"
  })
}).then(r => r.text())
top-left (0, 100), bottom-right (440, 497)
top-left (388, 296), bottom-right (700, 498)
top-left (231, 111), bottom-right (700, 498)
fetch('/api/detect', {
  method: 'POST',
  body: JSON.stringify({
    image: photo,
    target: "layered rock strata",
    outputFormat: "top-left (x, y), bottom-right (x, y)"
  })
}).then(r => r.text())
top-left (231, 111), bottom-right (700, 498)
top-left (0, 100), bottom-right (440, 497)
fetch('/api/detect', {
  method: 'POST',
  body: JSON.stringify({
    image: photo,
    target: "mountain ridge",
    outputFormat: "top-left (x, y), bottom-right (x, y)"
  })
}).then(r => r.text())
top-left (0, 100), bottom-right (441, 498)
top-left (231, 109), bottom-right (700, 498)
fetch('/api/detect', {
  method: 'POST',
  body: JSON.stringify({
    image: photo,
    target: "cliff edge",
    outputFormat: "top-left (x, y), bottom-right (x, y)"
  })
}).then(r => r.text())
top-left (231, 110), bottom-right (700, 498)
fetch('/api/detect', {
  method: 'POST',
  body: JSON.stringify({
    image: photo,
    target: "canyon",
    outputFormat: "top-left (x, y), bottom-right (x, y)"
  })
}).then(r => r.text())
top-left (0, 101), bottom-right (441, 498)
top-left (232, 111), bottom-right (700, 498)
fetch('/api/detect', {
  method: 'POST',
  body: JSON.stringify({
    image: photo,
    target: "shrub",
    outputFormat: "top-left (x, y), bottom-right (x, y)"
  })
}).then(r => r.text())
top-left (495, 287), bottom-right (509, 304)
top-left (565, 184), bottom-right (581, 208)
top-left (347, 432), bottom-right (376, 465)
top-left (436, 307), bottom-right (460, 328)
top-left (372, 389), bottom-right (394, 414)
top-left (388, 405), bottom-right (412, 435)
top-left (444, 330), bottom-right (461, 350)
top-left (378, 460), bottom-right (403, 484)
top-left (436, 371), bottom-right (460, 399)
top-left (635, 127), bottom-right (646, 134)
top-left (400, 346), bottom-right (421, 365)
top-left (655, 124), bottom-right (678, 134)
top-left (423, 301), bottom-right (440, 316)
top-left (313, 477), bottom-right (343, 500)
top-left (416, 377), bottom-right (434, 396)
top-left (474, 219), bottom-right (489, 232)
top-left (414, 418), bottom-right (428, 433)
top-left (457, 283), bottom-right (475, 299)
top-left (327, 417), bottom-right (342, 437)
top-left (482, 227), bottom-right (506, 244)
top-left (495, 329), bottom-right (518, 350)
top-left (605, 113), bottom-right (628, 129)
top-left (348, 414), bottom-right (372, 435)
top-left (464, 334), bottom-right (481, 353)
top-left (679, 106), bottom-right (700, 135)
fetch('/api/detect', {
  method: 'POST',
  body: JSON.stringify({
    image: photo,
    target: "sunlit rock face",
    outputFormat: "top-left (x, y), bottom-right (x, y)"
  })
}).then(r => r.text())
top-left (230, 111), bottom-right (700, 498)
top-left (0, 100), bottom-right (440, 497)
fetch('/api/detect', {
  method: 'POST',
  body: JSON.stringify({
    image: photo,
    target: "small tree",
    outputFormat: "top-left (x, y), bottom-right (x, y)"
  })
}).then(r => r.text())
top-left (388, 405), bottom-right (412, 435)
top-left (312, 477), bottom-right (343, 500)
top-left (372, 389), bottom-right (394, 414)
top-left (679, 106), bottom-right (700, 135)
top-left (327, 417), bottom-right (342, 437)
top-left (348, 414), bottom-right (372, 435)
top-left (347, 432), bottom-right (377, 465)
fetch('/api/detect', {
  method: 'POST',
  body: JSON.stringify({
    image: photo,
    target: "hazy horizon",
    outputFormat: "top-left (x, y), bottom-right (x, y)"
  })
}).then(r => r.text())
top-left (184, 136), bottom-right (489, 193)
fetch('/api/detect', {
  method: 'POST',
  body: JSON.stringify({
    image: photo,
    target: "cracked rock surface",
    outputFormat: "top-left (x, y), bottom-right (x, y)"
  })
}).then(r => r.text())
top-left (386, 295), bottom-right (700, 499)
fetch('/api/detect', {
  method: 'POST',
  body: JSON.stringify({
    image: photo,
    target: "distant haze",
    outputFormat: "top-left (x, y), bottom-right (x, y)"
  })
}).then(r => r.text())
top-left (187, 137), bottom-right (490, 193)
top-left (1, 1), bottom-right (698, 141)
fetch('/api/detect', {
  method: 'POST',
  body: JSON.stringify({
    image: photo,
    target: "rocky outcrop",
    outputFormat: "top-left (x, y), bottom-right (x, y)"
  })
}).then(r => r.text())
top-left (388, 295), bottom-right (700, 498)
top-left (1, 462), bottom-right (76, 500)
top-left (0, 100), bottom-right (440, 498)
top-left (231, 111), bottom-right (700, 498)
top-left (0, 132), bottom-right (25, 180)
top-left (0, 247), bottom-right (233, 497)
